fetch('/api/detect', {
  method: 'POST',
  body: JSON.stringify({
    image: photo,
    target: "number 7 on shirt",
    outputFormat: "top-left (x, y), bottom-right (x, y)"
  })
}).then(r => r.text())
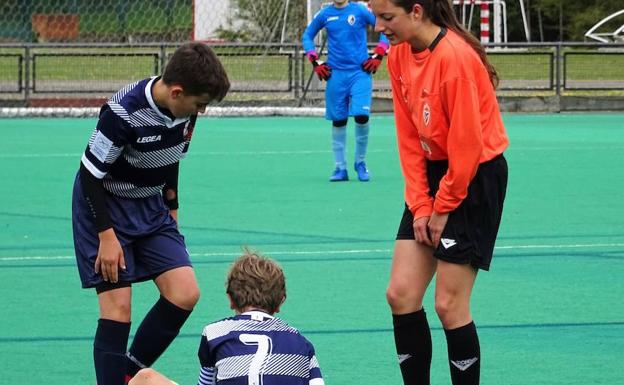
top-left (239, 334), bottom-right (273, 385)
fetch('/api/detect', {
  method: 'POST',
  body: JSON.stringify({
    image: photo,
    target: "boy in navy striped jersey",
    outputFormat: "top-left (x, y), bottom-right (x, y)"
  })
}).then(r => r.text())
top-left (72, 42), bottom-right (230, 385)
top-left (129, 251), bottom-right (325, 385)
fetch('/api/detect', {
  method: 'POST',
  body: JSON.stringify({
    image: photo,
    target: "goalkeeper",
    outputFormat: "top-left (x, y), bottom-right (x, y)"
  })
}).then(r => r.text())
top-left (302, 0), bottom-right (388, 182)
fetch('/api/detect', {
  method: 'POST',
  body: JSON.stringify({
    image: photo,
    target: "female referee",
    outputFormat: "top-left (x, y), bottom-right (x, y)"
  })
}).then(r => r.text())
top-left (369, 0), bottom-right (509, 384)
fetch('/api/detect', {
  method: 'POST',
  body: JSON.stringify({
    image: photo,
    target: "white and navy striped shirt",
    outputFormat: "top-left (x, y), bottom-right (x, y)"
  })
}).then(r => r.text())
top-left (198, 311), bottom-right (324, 385)
top-left (81, 77), bottom-right (196, 198)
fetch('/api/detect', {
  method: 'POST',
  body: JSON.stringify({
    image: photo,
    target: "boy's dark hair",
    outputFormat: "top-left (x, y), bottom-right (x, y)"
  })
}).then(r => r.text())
top-left (163, 42), bottom-right (230, 102)
top-left (226, 249), bottom-right (286, 314)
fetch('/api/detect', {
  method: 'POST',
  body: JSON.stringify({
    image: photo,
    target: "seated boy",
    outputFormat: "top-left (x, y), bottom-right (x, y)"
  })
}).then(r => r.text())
top-left (129, 250), bottom-right (325, 385)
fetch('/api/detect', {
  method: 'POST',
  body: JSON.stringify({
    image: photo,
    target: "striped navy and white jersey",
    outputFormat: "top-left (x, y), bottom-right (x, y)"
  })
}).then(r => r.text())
top-left (81, 77), bottom-right (196, 199)
top-left (197, 311), bottom-right (324, 385)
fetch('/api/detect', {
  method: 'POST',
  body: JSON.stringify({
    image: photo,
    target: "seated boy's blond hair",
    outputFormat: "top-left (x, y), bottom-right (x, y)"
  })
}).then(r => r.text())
top-left (226, 249), bottom-right (286, 314)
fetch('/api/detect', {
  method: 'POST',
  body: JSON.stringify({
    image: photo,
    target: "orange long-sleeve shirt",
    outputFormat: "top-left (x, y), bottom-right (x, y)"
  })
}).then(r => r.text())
top-left (388, 29), bottom-right (509, 219)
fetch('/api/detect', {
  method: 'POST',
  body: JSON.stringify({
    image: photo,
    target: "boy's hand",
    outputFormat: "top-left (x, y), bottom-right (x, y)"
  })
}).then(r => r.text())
top-left (313, 61), bottom-right (331, 81)
top-left (307, 52), bottom-right (331, 81)
top-left (362, 45), bottom-right (387, 74)
top-left (170, 209), bottom-right (178, 224)
top-left (95, 228), bottom-right (125, 283)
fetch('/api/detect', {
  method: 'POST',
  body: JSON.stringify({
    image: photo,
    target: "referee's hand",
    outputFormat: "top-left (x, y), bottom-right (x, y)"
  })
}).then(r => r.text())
top-left (428, 212), bottom-right (449, 248)
top-left (413, 216), bottom-right (433, 246)
top-left (95, 228), bottom-right (126, 283)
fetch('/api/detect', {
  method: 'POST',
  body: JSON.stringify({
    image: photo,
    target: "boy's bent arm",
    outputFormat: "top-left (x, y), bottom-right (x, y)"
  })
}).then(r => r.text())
top-left (80, 106), bottom-right (130, 282)
top-left (79, 106), bottom-right (131, 231)
top-left (197, 334), bottom-right (217, 385)
top-left (302, 9), bottom-right (325, 55)
top-left (162, 162), bottom-right (180, 210)
top-left (306, 340), bottom-right (325, 385)
top-left (361, 3), bottom-right (390, 48)
top-left (83, 163), bottom-right (125, 283)
top-left (196, 366), bottom-right (216, 385)
top-left (162, 162), bottom-right (180, 222)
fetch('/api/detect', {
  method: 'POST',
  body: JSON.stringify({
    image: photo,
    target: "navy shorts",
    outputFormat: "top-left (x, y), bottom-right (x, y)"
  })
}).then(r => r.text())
top-left (396, 155), bottom-right (508, 270)
top-left (72, 173), bottom-right (192, 288)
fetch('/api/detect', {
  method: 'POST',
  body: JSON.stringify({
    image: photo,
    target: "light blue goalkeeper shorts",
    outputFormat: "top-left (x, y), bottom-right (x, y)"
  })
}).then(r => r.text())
top-left (324, 68), bottom-right (372, 121)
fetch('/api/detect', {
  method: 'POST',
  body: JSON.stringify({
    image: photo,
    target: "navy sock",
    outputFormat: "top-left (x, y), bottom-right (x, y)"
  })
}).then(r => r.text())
top-left (125, 296), bottom-right (192, 376)
top-left (393, 309), bottom-right (432, 385)
top-left (94, 318), bottom-right (130, 385)
top-left (444, 321), bottom-right (481, 385)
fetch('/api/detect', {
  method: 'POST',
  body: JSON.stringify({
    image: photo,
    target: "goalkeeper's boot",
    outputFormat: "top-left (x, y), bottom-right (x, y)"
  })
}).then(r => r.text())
top-left (329, 167), bottom-right (348, 182)
top-left (354, 161), bottom-right (370, 182)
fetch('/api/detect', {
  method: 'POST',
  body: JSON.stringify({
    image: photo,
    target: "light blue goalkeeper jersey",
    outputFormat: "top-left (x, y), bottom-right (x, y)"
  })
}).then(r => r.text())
top-left (302, 2), bottom-right (388, 71)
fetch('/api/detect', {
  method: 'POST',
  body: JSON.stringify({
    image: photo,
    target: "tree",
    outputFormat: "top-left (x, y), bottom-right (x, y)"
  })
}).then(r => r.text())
top-left (530, 0), bottom-right (623, 41)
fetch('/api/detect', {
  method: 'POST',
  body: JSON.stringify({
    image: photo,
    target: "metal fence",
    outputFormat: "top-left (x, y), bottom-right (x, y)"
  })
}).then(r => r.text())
top-left (0, 0), bottom-right (305, 44)
top-left (0, 42), bottom-right (623, 108)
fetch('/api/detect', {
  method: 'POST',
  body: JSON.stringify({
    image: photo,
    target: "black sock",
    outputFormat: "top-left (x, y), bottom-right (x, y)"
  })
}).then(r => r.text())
top-left (125, 296), bottom-right (192, 376)
top-left (393, 309), bottom-right (432, 385)
top-left (444, 321), bottom-right (481, 385)
top-left (94, 319), bottom-right (131, 385)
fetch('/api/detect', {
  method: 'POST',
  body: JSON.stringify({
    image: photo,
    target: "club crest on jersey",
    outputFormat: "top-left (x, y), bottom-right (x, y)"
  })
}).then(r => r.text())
top-left (348, 14), bottom-right (356, 25)
top-left (423, 103), bottom-right (431, 126)
top-left (136, 135), bottom-right (161, 143)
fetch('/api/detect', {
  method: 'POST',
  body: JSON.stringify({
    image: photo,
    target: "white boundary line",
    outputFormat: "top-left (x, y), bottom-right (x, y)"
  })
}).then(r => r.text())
top-left (0, 107), bottom-right (327, 118)
top-left (1, 243), bottom-right (623, 262)
top-left (495, 243), bottom-right (624, 249)
top-left (0, 149), bottom-right (392, 159)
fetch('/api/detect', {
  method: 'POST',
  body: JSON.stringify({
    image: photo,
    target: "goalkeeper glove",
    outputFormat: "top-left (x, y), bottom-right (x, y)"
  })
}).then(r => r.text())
top-left (307, 52), bottom-right (331, 81)
top-left (362, 45), bottom-right (387, 74)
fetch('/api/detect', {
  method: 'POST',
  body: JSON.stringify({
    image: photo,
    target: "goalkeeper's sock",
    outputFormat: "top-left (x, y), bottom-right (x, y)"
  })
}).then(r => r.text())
top-left (393, 309), bottom-right (432, 385)
top-left (354, 122), bottom-right (369, 163)
top-left (125, 296), bottom-right (192, 376)
top-left (331, 124), bottom-right (347, 170)
top-left (444, 321), bottom-right (480, 385)
top-left (93, 318), bottom-right (130, 385)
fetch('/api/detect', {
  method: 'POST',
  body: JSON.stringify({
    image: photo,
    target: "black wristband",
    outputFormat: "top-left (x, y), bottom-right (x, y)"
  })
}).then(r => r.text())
top-left (162, 162), bottom-right (180, 210)
top-left (163, 188), bottom-right (179, 210)
top-left (79, 163), bottom-right (112, 232)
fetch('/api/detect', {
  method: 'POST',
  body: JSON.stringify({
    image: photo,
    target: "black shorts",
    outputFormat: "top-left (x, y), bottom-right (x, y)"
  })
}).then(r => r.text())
top-left (396, 154), bottom-right (508, 271)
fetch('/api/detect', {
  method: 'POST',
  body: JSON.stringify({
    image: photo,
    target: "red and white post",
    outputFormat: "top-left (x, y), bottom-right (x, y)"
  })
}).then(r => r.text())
top-left (480, 1), bottom-right (490, 44)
